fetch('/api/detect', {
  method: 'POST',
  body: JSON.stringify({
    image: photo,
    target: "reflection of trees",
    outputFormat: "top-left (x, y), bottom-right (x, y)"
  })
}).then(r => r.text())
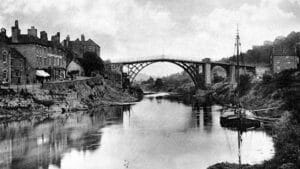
top-left (0, 105), bottom-right (125, 169)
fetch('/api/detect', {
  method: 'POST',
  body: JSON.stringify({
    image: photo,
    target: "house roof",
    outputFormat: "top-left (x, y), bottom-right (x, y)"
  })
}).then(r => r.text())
top-left (8, 34), bottom-right (66, 51)
top-left (69, 38), bottom-right (100, 47)
top-left (67, 60), bottom-right (83, 72)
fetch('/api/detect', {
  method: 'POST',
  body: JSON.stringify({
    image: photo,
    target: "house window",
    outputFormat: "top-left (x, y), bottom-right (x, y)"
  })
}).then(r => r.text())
top-left (2, 50), bottom-right (8, 63)
top-left (51, 56), bottom-right (54, 66)
top-left (3, 70), bottom-right (8, 81)
top-left (15, 70), bottom-right (20, 77)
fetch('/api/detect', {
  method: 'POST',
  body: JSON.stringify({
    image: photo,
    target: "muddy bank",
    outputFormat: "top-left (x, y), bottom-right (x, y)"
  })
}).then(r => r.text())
top-left (0, 76), bottom-right (138, 124)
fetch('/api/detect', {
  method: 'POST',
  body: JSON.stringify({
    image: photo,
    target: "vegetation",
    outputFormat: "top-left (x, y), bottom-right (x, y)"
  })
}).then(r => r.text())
top-left (78, 52), bottom-right (105, 76)
top-left (140, 72), bottom-right (195, 93)
top-left (209, 69), bottom-right (300, 169)
top-left (223, 31), bottom-right (300, 65)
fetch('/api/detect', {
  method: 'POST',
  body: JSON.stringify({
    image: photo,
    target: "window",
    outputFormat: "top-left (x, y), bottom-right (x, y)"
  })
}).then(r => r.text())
top-left (15, 70), bottom-right (20, 77)
top-left (2, 50), bottom-right (8, 63)
top-left (51, 56), bottom-right (54, 66)
top-left (3, 70), bottom-right (8, 81)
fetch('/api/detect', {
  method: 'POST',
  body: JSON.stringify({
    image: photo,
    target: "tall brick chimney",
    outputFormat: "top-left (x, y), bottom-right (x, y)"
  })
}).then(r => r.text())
top-left (28, 26), bottom-right (37, 37)
top-left (51, 32), bottom-right (60, 44)
top-left (11, 20), bottom-right (20, 43)
top-left (64, 35), bottom-right (70, 47)
top-left (40, 31), bottom-right (48, 41)
top-left (0, 28), bottom-right (7, 42)
top-left (0, 28), bottom-right (6, 37)
top-left (81, 34), bottom-right (85, 41)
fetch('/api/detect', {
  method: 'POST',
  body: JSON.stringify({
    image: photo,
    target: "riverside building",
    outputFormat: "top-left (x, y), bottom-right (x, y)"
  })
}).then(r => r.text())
top-left (0, 20), bottom-right (67, 85)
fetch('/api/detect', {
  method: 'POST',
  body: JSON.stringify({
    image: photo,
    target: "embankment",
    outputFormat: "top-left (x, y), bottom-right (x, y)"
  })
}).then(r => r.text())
top-left (0, 76), bottom-right (138, 123)
top-left (206, 70), bottom-right (300, 169)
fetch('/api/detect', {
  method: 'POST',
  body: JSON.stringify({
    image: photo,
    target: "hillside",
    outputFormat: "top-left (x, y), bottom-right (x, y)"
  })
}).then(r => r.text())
top-left (208, 69), bottom-right (300, 169)
top-left (223, 31), bottom-right (300, 65)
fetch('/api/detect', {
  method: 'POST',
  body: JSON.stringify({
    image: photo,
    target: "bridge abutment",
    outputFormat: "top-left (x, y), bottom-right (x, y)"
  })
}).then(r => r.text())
top-left (204, 63), bottom-right (212, 86)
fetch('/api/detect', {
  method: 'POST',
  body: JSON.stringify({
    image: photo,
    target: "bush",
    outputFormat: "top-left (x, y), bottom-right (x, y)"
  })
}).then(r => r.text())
top-left (262, 73), bottom-right (273, 84)
top-left (237, 74), bottom-right (252, 96)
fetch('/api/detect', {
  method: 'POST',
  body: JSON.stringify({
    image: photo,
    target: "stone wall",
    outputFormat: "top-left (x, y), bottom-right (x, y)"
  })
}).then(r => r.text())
top-left (272, 55), bottom-right (299, 73)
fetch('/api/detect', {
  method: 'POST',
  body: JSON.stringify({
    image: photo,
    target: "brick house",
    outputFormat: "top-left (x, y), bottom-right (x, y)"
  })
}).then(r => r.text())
top-left (7, 20), bottom-right (67, 83)
top-left (0, 42), bottom-right (27, 85)
top-left (271, 46), bottom-right (299, 73)
top-left (62, 34), bottom-right (100, 58)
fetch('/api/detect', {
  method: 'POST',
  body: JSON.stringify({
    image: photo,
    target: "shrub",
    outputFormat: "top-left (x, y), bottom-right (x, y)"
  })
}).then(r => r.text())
top-left (237, 74), bottom-right (252, 96)
top-left (262, 73), bottom-right (273, 84)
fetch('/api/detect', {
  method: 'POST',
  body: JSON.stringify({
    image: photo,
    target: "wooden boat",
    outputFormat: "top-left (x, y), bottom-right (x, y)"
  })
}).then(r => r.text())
top-left (220, 108), bottom-right (261, 130)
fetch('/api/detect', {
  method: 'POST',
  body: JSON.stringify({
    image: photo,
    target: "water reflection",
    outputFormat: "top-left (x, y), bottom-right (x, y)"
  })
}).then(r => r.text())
top-left (0, 94), bottom-right (274, 169)
top-left (0, 106), bottom-right (126, 169)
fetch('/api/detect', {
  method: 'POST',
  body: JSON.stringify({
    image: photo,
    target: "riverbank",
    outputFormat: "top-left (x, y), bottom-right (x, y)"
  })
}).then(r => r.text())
top-left (0, 76), bottom-right (138, 124)
top-left (207, 70), bottom-right (300, 169)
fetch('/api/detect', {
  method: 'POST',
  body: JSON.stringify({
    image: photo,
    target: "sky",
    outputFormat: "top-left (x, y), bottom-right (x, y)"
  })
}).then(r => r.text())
top-left (0, 0), bottom-right (300, 76)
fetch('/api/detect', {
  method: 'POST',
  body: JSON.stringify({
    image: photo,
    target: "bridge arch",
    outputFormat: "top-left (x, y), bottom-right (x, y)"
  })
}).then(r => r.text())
top-left (111, 56), bottom-right (256, 89)
top-left (211, 65), bottom-right (229, 83)
top-left (122, 60), bottom-right (203, 88)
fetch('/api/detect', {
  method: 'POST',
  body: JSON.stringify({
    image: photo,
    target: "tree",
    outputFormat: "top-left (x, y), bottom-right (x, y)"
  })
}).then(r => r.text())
top-left (79, 52), bottom-right (104, 76)
top-left (154, 78), bottom-right (163, 90)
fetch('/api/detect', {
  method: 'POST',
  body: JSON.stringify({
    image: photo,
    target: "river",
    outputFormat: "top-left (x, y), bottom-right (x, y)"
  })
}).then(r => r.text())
top-left (0, 93), bottom-right (274, 169)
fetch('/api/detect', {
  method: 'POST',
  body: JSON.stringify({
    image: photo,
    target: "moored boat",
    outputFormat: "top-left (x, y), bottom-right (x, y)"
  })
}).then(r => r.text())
top-left (220, 108), bottom-right (261, 130)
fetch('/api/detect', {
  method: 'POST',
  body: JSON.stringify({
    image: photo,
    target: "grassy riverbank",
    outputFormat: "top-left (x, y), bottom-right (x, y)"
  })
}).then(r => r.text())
top-left (207, 69), bottom-right (300, 169)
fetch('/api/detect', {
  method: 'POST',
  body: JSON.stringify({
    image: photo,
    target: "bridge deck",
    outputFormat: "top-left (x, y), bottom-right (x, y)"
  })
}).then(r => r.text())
top-left (112, 58), bottom-right (255, 68)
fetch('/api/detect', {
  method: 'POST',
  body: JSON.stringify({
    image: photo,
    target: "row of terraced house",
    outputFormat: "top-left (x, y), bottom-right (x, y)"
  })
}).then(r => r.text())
top-left (0, 20), bottom-right (101, 85)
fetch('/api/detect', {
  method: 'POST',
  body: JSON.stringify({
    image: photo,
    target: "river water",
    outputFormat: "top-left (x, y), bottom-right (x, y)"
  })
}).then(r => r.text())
top-left (0, 93), bottom-right (274, 169)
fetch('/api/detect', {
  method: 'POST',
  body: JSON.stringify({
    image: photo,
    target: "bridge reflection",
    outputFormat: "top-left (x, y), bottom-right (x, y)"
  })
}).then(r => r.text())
top-left (192, 106), bottom-right (213, 133)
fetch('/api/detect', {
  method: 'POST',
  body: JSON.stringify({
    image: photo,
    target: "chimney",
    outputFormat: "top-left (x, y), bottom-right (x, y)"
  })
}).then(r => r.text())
top-left (81, 34), bottom-right (85, 41)
top-left (0, 28), bottom-right (7, 42)
top-left (11, 20), bottom-right (20, 43)
top-left (0, 28), bottom-right (6, 36)
top-left (56, 32), bottom-right (60, 43)
top-left (63, 35), bottom-right (70, 47)
top-left (28, 26), bottom-right (37, 37)
top-left (40, 31), bottom-right (48, 41)
top-left (51, 32), bottom-right (60, 44)
top-left (15, 20), bottom-right (19, 28)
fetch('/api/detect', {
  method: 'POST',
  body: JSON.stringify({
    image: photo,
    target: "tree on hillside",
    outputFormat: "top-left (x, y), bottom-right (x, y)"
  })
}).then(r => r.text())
top-left (154, 78), bottom-right (163, 90)
top-left (78, 52), bottom-right (104, 76)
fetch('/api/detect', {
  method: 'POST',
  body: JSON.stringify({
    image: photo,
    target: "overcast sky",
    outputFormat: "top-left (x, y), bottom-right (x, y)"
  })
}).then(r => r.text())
top-left (1, 0), bottom-right (300, 76)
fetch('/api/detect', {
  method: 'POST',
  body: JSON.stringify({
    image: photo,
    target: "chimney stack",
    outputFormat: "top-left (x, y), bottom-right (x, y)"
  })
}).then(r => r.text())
top-left (81, 34), bottom-right (85, 41)
top-left (11, 20), bottom-right (20, 43)
top-left (0, 28), bottom-right (6, 36)
top-left (40, 31), bottom-right (48, 41)
top-left (28, 26), bottom-right (37, 37)
top-left (63, 35), bottom-right (70, 47)
top-left (51, 32), bottom-right (60, 44)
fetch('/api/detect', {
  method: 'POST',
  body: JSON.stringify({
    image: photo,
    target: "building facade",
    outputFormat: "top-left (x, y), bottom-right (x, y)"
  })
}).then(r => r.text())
top-left (62, 34), bottom-right (100, 58)
top-left (271, 46), bottom-right (299, 73)
top-left (0, 42), bottom-right (27, 85)
top-left (6, 20), bottom-right (67, 83)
